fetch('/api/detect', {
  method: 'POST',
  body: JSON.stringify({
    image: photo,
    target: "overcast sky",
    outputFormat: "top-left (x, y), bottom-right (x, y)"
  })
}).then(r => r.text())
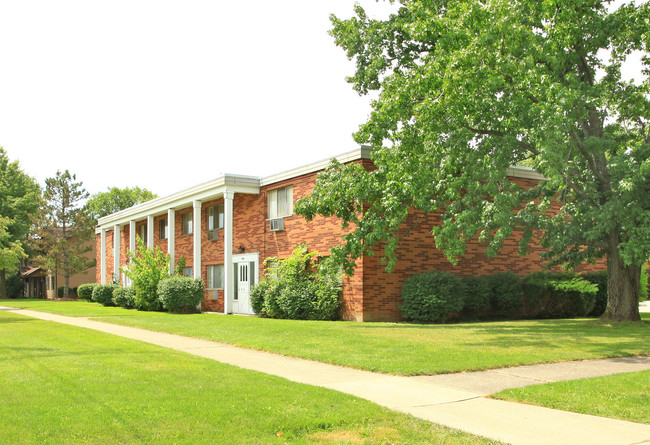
top-left (0, 1), bottom-right (644, 198)
top-left (0, 1), bottom-right (396, 197)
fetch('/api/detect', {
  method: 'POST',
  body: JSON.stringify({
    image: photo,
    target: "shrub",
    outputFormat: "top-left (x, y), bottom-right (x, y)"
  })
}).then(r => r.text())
top-left (92, 284), bottom-right (119, 306)
top-left (521, 272), bottom-right (545, 318)
top-left (460, 276), bottom-right (491, 320)
top-left (523, 272), bottom-right (597, 318)
top-left (157, 276), bottom-right (204, 313)
top-left (6, 273), bottom-right (24, 298)
top-left (57, 286), bottom-right (64, 298)
top-left (250, 279), bottom-right (269, 315)
top-left (548, 277), bottom-right (597, 317)
top-left (112, 286), bottom-right (136, 308)
top-left (252, 244), bottom-right (342, 320)
top-left (276, 280), bottom-right (341, 321)
top-left (400, 271), bottom-right (466, 323)
top-left (122, 237), bottom-right (185, 312)
top-left (77, 283), bottom-right (98, 301)
top-left (581, 271), bottom-right (608, 317)
top-left (486, 272), bottom-right (523, 318)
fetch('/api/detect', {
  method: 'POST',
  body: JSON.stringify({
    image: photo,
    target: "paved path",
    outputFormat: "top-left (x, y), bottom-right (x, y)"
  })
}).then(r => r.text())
top-left (3, 306), bottom-right (650, 445)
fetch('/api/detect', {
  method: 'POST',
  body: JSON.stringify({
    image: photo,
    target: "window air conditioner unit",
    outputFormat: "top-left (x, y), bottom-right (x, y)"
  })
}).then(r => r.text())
top-left (207, 228), bottom-right (219, 241)
top-left (270, 218), bottom-right (285, 232)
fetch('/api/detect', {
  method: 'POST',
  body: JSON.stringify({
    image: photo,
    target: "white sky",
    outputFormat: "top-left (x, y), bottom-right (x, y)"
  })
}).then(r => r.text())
top-left (0, 1), bottom-right (644, 198)
top-left (0, 1), bottom-right (396, 197)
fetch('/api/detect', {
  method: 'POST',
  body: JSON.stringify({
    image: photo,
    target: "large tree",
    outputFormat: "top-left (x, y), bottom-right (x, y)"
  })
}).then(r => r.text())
top-left (36, 170), bottom-right (95, 298)
top-left (85, 186), bottom-right (157, 221)
top-left (296, 0), bottom-right (650, 321)
top-left (0, 148), bottom-right (41, 298)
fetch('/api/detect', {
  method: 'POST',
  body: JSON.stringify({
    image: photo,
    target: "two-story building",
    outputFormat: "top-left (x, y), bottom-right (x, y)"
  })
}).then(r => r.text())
top-left (96, 147), bottom-right (558, 321)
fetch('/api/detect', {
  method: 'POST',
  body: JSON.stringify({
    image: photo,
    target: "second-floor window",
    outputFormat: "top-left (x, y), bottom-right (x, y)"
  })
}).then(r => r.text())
top-left (207, 204), bottom-right (224, 230)
top-left (268, 186), bottom-right (293, 219)
top-left (159, 218), bottom-right (168, 240)
top-left (182, 212), bottom-right (193, 235)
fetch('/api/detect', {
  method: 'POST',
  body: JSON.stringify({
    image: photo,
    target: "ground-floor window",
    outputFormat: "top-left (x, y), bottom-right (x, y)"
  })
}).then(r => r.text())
top-left (182, 267), bottom-right (193, 277)
top-left (207, 264), bottom-right (224, 289)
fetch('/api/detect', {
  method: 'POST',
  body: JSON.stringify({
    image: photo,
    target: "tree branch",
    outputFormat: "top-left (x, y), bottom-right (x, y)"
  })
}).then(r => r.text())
top-left (570, 128), bottom-right (609, 186)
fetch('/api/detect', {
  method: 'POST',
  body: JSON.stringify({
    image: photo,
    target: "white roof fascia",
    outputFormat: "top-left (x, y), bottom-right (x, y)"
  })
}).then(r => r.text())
top-left (261, 146), bottom-right (372, 187)
top-left (507, 165), bottom-right (546, 181)
top-left (98, 174), bottom-right (260, 229)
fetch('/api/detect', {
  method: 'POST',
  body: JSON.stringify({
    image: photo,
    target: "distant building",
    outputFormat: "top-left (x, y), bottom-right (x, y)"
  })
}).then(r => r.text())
top-left (19, 240), bottom-right (96, 299)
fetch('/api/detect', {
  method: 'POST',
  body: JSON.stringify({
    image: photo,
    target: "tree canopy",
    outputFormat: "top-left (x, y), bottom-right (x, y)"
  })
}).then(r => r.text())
top-left (36, 170), bottom-right (95, 298)
top-left (86, 186), bottom-right (157, 221)
top-left (0, 148), bottom-right (41, 298)
top-left (296, 0), bottom-right (650, 321)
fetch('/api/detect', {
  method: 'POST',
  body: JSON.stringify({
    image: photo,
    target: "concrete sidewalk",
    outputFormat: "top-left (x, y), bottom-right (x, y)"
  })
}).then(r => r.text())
top-left (3, 306), bottom-right (650, 445)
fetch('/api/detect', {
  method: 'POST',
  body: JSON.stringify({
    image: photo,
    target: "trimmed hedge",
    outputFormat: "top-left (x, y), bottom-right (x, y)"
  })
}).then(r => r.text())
top-left (400, 271), bottom-right (466, 323)
top-left (581, 271), bottom-right (608, 317)
top-left (77, 283), bottom-right (98, 301)
top-left (57, 286), bottom-right (78, 298)
top-left (157, 276), bottom-right (204, 313)
top-left (92, 284), bottom-right (118, 306)
top-left (486, 272), bottom-right (523, 318)
top-left (523, 272), bottom-right (597, 318)
top-left (113, 286), bottom-right (136, 309)
top-left (252, 279), bottom-right (340, 321)
top-left (460, 276), bottom-right (491, 320)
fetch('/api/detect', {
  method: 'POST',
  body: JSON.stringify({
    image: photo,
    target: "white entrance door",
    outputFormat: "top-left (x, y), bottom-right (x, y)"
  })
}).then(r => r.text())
top-left (237, 262), bottom-right (252, 314)
top-left (232, 253), bottom-right (258, 315)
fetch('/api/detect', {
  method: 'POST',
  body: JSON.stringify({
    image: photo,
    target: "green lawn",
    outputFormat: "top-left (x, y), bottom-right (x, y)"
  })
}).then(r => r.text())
top-left (493, 370), bottom-right (650, 425)
top-left (2, 299), bottom-right (649, 375)
top-left (0, 310), bottom-right (498, 444)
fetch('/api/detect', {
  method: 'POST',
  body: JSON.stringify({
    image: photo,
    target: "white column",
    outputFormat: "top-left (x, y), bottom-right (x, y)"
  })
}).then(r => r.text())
top-left (168, 208), bottom-right (175, 274)
top-left (100, 229), bottom-right (107, 285)
top-left (147, 215), bottom-right (154, 248)
top-left (223, 190), bottom-right (234, 314)
top-left (193, 201), bottom-right (202, 279)
top-left (113, 225), bottom-right (121, 283)
top-left (129, 220), bottom-right (136, 253)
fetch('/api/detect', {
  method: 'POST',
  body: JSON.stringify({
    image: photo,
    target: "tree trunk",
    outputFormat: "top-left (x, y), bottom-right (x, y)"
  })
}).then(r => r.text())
top-left (602, 242), bottom-right (642, 322)
top-left (64, 272), bottom-right (70, 299)
top-left (0, 269), bottom-right (6, 299)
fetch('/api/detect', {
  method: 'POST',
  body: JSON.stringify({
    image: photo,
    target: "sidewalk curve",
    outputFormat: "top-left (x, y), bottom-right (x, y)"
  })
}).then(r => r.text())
top-left (3, 306), bottom-right (650, 445)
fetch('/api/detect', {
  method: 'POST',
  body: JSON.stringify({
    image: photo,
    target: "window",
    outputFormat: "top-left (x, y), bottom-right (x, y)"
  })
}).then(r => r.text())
top-left (268, 186), bottom-right (293, 219)
top-left (182, 267), bottom-right (193, 277)
top-left (265, 259), bottom-right (279, 280)
top-left (207, 204), bottom-right (224, 230)
top-left (159, 218), bottom-right (168, 240)
top-left (207, 265), bottom-right (224, 289)
top-left (139, 224), bottom-right (147, 241)
top-left (182, 212), bottom-right (193, 235)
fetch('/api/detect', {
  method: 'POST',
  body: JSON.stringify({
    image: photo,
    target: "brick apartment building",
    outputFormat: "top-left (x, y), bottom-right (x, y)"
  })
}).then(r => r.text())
top-left (96, 147), bottom-right (556, 321)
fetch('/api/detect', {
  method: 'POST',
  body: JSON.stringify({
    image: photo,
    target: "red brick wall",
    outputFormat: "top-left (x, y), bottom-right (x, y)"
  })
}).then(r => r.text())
top-left (360, 177), bottom-right (607, 321)
top-left (94, 161), bottom-right (604, 322)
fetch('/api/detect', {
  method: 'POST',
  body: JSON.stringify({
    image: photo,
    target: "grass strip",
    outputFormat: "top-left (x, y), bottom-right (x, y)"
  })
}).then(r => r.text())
top-left (2, 299), bottom-right (649, 375)
top-left (492, 371), bottom-right (650, 425)
top-left (0, 310), bottom-right (498, 444)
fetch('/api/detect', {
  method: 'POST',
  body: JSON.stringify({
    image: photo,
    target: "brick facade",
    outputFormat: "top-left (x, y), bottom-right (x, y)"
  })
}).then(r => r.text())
top-left (96, 149), bottom-right (603, 322)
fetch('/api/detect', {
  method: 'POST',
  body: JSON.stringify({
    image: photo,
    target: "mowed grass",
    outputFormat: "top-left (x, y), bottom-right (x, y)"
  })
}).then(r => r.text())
top-left (0, 310), bottom-right (498, 445)
top-left (493, 370), bottom-right (650, 424)
top-left (2, 300), bottom-right (649, 375)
